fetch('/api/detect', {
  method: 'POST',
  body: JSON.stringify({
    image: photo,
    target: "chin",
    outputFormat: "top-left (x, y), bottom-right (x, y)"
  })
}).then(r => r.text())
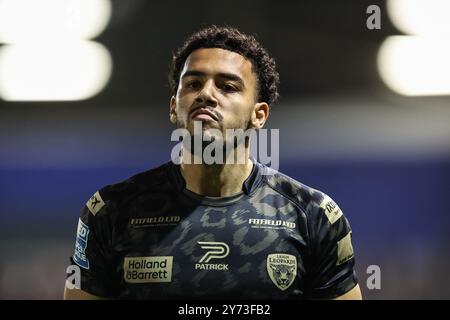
top-left (187, 121), bottom-right (219, 134)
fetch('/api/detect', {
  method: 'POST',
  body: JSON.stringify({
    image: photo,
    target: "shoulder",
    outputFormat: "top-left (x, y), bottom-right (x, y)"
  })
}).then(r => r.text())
top-left (259, 164), bottom-right (343, 223)
top-left (86, 162), bottom-right (173, 216)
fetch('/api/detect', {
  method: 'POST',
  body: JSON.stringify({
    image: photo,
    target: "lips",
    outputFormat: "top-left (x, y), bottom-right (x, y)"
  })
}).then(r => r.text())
top-left (190, 107), bottom-right (219, 121)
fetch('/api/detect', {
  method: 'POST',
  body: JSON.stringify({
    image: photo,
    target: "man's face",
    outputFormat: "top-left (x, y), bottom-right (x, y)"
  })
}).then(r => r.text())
top-left (170, 48), bottom-right (266, 140)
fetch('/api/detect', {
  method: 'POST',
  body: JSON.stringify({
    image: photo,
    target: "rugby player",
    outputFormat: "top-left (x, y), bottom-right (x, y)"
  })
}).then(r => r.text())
top-left (64, 26), bottom-right (362, 300)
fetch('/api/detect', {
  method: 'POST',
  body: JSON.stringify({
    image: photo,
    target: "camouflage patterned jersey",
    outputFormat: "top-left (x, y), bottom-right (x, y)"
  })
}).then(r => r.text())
top-left (69, 161), bottom-right (358, 299)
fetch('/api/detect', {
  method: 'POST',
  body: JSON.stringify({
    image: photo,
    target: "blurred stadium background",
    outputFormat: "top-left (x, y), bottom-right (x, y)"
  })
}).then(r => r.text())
top-left (1, 0), bottom-right (449, 299)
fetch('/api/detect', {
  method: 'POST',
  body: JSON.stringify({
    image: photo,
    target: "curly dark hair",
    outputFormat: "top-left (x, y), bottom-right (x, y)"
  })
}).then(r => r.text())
top-left (169, 26), bottom-right (280, 105)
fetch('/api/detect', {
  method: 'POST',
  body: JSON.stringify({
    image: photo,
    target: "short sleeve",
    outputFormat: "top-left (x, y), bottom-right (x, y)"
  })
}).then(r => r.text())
top-left (306, 193), bottom-right (358, 299)
top-left (68, 190), bottom-right (118, 298)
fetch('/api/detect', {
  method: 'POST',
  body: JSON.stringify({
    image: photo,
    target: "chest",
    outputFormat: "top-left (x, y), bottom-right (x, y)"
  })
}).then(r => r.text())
top-left (113, 198), bottom-right (310, 299)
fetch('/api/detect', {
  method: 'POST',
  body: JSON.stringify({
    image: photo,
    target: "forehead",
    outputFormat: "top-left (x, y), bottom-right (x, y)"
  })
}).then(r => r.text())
top-left (181, 48), bottom-right (255, 83)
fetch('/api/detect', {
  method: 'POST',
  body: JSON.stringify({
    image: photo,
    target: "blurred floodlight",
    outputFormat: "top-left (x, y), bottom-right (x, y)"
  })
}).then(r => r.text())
top-left (0, 0), bottom-right (112, 42)
top-left (377, 36), bottom-right (450, 96)
top-left (387, 0), bottom-right (450, 35)
top-left (0, 42), bottom-right (112, 101)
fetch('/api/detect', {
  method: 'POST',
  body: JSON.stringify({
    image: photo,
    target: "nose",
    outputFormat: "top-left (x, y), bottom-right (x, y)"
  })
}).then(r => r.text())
top-left (195, 79), bottom-right (218, 107)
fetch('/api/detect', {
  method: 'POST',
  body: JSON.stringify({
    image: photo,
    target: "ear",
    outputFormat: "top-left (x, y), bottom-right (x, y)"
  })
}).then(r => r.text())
top-left (250, 102), bottom-right (269, 129)
top-left (169, 96), bottom-right (177, 124)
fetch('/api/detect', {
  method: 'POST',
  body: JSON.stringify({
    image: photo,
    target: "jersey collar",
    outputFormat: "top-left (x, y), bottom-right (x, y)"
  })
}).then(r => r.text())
top-left (167, 158), bottom-right (264, 201)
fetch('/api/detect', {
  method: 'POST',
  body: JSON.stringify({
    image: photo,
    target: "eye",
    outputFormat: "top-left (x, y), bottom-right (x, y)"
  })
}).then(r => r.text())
top-left (222, 83), bottom-right (238, 92)
top-left (186, 80), bottom-right (202, 90)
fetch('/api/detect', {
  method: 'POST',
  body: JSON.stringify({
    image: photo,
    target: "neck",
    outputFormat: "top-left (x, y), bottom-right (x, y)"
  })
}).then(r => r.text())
top-left (180, 149), bottom-right (254, 197)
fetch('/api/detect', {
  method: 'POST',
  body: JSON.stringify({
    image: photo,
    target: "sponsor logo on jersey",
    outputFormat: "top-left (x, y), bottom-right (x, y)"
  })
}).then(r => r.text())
top-left (336, 232), bottom-right (354, 265)
top-left (267, 253), bottom-right (297, 291)
top-left (195, 241), bottom-right (230, 271)
top-left (124, 256), bottom-right (173, 283)
top-left (248, 218), bottom-right (296, 229)
top-left (320, 195), bottom-right (342, 224)
top-left (73, 219), bottom-right (90, 270)
top-left (86, 191), bottom-right (105, 216)
top-left (129, 216), bottom-right (181, 228)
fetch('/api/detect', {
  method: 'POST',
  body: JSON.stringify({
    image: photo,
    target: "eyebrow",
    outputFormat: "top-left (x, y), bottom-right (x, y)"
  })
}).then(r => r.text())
top-left (181, 70), bottom-right (245, 87)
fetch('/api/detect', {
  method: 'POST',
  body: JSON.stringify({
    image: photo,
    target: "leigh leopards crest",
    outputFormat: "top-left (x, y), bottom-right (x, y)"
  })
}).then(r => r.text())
top-left (267, 253), bottom-right (297, 291)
